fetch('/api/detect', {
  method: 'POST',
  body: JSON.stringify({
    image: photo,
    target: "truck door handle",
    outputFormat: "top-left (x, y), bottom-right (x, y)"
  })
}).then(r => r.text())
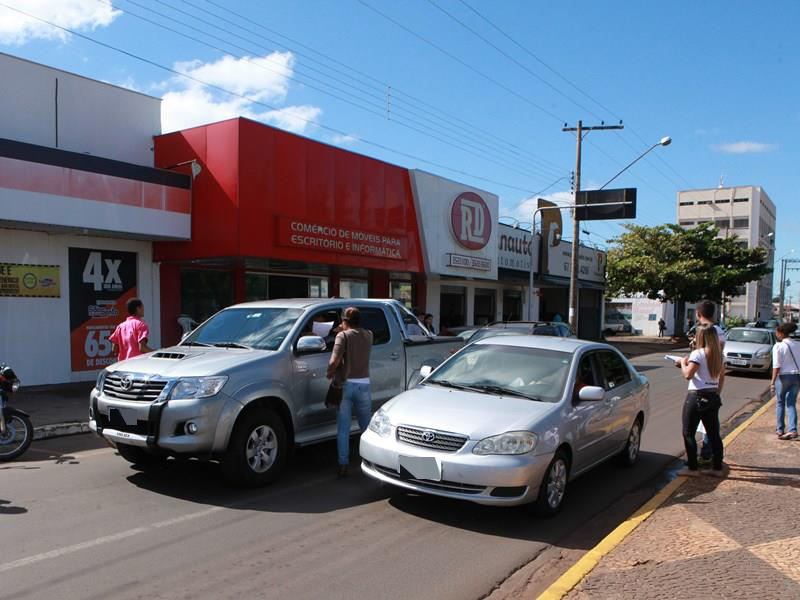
top-left (607, 396), bottom-right (621, 404)
top-left (295, 362), bottom-right (308, 373)
top-left (389, 352), bottom-right (400, 360)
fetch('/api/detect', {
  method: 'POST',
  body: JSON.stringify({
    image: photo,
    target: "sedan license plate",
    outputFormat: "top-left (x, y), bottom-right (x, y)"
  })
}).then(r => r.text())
top-left (729, 359), bottom-right (748, 366)
top-left (399, 455), bottom-right (441, 482)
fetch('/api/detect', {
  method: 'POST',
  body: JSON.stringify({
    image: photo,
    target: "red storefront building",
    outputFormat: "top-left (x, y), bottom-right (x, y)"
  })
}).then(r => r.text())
top-left (154, 118), bottom-right (427, 346)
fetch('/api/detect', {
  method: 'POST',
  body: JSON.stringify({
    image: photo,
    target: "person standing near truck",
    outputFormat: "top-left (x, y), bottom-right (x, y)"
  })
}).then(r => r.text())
top-left (327, 307), bottom-right (373, 478)
top-left (109, 298), bottom-right (152, 362)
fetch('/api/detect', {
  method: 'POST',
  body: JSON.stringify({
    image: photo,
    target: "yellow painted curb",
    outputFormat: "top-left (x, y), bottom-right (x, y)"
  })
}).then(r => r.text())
top-left (537, 395), bottom-right (776, 600)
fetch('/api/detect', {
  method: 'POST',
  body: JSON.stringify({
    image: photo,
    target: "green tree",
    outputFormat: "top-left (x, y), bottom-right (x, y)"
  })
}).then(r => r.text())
top-left (606, 223), bottom-right (771, 336)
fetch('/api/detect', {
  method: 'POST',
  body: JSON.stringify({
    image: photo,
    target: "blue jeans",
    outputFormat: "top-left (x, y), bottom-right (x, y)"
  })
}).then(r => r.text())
top-left (776, 374), bottom-right (800, 434)
top-left (337, 381), bottom-right (372, 465)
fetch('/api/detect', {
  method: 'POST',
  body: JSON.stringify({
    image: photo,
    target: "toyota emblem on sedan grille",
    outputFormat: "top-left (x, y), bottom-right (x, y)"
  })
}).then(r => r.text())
top-left (119, 376), bottom-right (133, 391)
top-left (422, 430), bottom-right (436, 443)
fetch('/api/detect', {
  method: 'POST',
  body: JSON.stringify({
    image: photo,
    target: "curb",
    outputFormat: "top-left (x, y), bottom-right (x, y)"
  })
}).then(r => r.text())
top-left (536, 395), bottom-right (776, 600)
top-left (33, 421), bottom-right (91, 440)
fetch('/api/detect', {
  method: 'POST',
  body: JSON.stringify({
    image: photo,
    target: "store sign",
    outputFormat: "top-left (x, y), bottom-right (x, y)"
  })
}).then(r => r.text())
top-left (0, 263), bottom-right (60, 297)
top-left (68, 248), bottom-right (138, 372)
top-left (547, 241), bottom-right (606, 283)
top-left (498, 225), bottom-right (533, 271)
top-left (278, 218), bottom-right (407, 260)
top-left (447, 253), bottom-right (492, 271)
top-left (451, 192), bottom-right (491, 250)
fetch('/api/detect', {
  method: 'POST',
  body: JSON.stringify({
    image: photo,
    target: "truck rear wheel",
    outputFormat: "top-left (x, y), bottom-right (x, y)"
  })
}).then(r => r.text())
top-left (222, 408), bottom-right (287, 487)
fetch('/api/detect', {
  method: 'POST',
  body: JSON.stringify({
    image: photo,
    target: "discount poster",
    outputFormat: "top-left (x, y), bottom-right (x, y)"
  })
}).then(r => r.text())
top-left (68, 248), bottom-right (138, 372)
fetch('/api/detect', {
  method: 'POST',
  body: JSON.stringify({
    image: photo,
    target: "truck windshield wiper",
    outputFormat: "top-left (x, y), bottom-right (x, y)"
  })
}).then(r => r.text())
top-left (212, 342), bottom-right (251, 349)
top-left (180, 341), bottom-right (210, 347)
top-left (470, 384), bottom-right (542, 401)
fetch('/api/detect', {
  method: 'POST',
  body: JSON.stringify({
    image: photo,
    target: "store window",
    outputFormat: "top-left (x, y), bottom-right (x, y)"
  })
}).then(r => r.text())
top-left (245, 272), bottom-right (268, 301)
top-left (440, 285), bottom-right (466, 330)
top-left (474, 288), bottom-right (497, 326)
top-left (340, 279), bottom-right (368, 298)
top-left (181, 268), bottom-right (234, 323)
top-left (391, 281), bottom-right (413, 308)
top-left (245, 273), bottom-right (328, 301)
top-left (502, 290), bottom-right (522, 321)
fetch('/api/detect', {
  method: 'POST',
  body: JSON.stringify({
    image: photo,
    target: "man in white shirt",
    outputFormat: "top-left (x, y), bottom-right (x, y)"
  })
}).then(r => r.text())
top-left (771, 322), bottom-right (800, 439)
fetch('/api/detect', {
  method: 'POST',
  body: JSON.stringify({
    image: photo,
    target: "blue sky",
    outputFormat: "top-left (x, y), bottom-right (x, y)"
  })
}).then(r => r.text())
top-left (2, 0), bottom-right (798, 299)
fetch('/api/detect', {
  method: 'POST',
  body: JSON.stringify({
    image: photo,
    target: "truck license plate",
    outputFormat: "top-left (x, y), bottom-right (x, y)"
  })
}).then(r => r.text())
top-left (399, 455), bottom-right (441, 482)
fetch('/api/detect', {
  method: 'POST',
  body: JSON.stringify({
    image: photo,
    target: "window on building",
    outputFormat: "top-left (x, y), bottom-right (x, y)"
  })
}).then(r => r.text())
top-left (697, 219), bottom-right (711, 224)
top-left (679, 220), bottom-right (694, 226)
top-left (245, 272), bottom-right (268, 301)
top-left (714, 218), bottom-right (730, 229)
top-left (440, 285), bottom-right (466, 330)
top-left (733, 198), bottom-right (749, 203)
top-left (474, 288), bottom-right (497, 326)
top-left (648, 314), bottom-right (657, 321)
top-left (390, 281), bottom-right (413, 308)
top-left (309, 277), bottom-right (329, 298)
top-left (679, 201), bottom-right (694, 206)
top-left (714, 199), bottom-right (730, 204)
top-left (339, 279), bottom-right (369, 299)
top-left (181, 268), bottom-right (234, 324)
top-left (697, 200), bottom-right (712, 205)
top-left (502, 289), bottom-right (522, 321)
top-left (733, 218), bottom-right (749, 228)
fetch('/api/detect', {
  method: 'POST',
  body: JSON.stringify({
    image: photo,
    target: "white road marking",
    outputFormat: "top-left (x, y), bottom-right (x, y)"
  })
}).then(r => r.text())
top-left (0, 506), bottom-right (222, 573)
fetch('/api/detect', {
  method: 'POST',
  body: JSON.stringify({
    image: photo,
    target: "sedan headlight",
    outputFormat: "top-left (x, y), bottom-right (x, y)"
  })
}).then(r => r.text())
top-left (754, 349), bottom-right (770, 358)
top-left (170, 376), bottom-right (228, 400)
top-left (473, 431), bottom-right (538, 455)
top-left (368, 408), bottom-right (392, 438)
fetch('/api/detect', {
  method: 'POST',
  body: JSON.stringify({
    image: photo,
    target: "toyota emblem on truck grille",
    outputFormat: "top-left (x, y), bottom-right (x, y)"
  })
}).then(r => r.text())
top-left (422, 430), bottom-right (436, 443)
top-left (119, 375), bottom-right (133, 391)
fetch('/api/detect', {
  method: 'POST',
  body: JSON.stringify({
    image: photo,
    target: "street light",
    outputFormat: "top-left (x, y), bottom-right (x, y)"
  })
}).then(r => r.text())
top-left (598, 136), bottom-right (672, 190)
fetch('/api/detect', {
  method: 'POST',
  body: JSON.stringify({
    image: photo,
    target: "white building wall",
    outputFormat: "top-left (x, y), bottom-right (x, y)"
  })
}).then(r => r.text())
top-left (0, 228), bottom-right (160, 385)
top-left (0, 52), bottom-right (161, 165)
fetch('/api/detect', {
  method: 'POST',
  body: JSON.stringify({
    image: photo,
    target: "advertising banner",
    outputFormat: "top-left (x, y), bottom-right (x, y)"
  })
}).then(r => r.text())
top-left (68, 248), bottom-right (137, 372)
top-left (0, 263), bottom-right (60, 297)
top-left (498, 224), bottom-right (533, 271)
top-left (546, 241), bottom-right (606, 283)
top-left (277, 217), bottom-right (407, 260)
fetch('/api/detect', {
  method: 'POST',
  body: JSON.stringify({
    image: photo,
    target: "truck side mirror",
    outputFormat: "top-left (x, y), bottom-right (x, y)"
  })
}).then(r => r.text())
top-left (297, 335), bottom-right (327, 354)
top-left (419, 365), bottom-right (433, 379)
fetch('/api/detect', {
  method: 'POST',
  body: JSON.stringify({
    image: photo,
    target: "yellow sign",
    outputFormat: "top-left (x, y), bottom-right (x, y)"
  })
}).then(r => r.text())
top-left (0, 263), bottom-right (61, 297)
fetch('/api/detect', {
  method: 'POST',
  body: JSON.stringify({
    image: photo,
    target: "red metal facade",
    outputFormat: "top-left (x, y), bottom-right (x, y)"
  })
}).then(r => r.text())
top-left (153, 118), bottom-right (424, 272)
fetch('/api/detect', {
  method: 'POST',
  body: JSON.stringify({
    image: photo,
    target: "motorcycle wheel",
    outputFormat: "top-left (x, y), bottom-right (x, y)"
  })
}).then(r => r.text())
top-left (0, 412), bottom-right (34, 461)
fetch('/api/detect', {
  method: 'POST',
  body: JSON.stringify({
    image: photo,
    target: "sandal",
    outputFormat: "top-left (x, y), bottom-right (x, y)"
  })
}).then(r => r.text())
top-left (780, 432), bottom-right (798, 440)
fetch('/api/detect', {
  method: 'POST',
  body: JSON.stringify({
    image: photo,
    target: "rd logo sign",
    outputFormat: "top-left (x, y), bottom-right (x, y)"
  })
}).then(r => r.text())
top-left (451, 192), bottom-right (491, 250)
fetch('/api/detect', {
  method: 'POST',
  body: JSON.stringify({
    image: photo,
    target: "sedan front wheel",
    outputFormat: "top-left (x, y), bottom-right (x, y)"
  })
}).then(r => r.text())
top-left (532, 449), bottom-right (569, 517)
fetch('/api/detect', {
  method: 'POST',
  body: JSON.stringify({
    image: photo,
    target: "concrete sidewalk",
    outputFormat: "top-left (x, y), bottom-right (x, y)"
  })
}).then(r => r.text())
top-left (13, 382), bottom-right (93, 439)
top-left (565, 402), bottom-right (800, 599)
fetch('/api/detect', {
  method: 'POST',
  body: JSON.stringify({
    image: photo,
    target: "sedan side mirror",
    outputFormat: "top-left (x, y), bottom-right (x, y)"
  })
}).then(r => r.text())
top-left (297, 335), bottom-right (327, 354)
top-left (419, 365), bottom-right (433, 379)
top-left (578, 385), bottom-right (606, 402)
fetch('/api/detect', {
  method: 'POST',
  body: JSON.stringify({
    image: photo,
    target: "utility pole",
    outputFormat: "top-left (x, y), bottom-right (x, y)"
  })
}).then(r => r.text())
top-left (562, 120), bottom-right (624, 333)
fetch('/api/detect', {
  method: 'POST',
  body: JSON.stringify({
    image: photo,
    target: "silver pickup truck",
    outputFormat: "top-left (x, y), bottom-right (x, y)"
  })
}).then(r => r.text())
top-left (89, 298), bottom-right (462, 486)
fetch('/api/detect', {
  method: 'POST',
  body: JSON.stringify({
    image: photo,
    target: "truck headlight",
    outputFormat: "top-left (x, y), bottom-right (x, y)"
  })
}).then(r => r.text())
top-left (170, 376), bottom-right (228, 400)
top-left (368, 408), bottom-right (392, 438)
top-left (473, 431), bottom-right (538, 455)
top-left (96, 370), bottom-right (107, 391)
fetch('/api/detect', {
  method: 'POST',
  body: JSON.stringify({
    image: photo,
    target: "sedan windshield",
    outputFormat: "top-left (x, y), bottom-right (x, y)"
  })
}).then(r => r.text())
top-left (726, 329), bottom-right (772, 345)
top-left (182, 308), bottom-right (302, 351)
top-left (426, 343), bottom-right (572, 402)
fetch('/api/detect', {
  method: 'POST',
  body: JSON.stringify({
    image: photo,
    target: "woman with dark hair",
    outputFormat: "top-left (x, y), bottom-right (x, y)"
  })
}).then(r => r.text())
top-left (676, 324), bottom-right (725, 476)
top-left (771, 322), bottom-right (800, 440)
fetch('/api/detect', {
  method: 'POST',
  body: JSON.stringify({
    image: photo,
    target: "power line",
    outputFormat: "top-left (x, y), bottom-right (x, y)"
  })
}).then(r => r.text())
top-left (356, 0), bottom-right (567, 124)
top-left (105, 0), bottom-right (565, 182)
top-left (0, 1), bottom-right (558, 196)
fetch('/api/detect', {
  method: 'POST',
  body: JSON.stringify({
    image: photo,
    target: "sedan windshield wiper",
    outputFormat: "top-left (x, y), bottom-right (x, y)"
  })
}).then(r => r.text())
top-left (428, 379), bottom-right (480, 392)
top-left (212, 342), bottom-right (251, 349)
top-left (470, 384), bottom-right (542, 401)
top-left (180, 341), bottom-right (210, 347)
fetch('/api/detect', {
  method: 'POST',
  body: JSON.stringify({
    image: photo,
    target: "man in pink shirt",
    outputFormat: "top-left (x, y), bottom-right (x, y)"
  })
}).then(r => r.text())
top-left (109, 298), bottom-right (152, 362)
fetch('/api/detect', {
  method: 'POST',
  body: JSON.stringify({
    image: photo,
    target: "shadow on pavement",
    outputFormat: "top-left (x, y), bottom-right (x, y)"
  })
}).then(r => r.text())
top-left (0, 498), bottom-right (28, 514)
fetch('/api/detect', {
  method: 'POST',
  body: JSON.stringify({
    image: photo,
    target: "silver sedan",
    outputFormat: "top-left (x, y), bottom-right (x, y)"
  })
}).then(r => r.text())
top-left (360, 336), bottom-right (649, 514)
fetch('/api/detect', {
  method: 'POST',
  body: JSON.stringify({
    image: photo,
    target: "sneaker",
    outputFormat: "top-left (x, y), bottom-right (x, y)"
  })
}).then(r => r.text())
top-left (678, 467), bottom-right (700, 477)
top-left (777, 431), bottom-right (785, 438)
top-left (707, 465), bottom-right (729, 478)
top-left (337, 465), bottom-right (349, 478)
top-left (780, 432), bottom-right (798, 440)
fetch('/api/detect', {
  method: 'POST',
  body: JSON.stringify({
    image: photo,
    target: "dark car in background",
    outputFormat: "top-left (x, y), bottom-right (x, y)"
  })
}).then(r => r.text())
top-left (465, 321), bottom-right (576, 345)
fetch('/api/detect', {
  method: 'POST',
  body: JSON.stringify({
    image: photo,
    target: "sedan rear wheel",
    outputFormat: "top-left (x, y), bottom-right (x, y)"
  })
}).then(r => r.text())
top-left (532, 449), bottom-right (569, 517)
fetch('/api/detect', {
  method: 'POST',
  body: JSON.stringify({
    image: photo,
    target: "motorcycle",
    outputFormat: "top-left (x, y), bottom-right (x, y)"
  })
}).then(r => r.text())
top-left (0, 363), bottom-right (33, 461)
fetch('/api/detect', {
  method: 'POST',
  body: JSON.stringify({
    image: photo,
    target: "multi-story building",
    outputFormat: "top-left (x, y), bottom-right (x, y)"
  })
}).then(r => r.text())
top-left (677, 185), bottom-right (776, 321)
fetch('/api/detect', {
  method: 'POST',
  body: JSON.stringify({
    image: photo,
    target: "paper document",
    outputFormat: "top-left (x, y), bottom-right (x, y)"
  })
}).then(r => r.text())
top-left (665, 354), bottom-right (684, 363)
top-left (312, 321), bottom-right (334, 338)
top-left (696, 421), bottom-right (706, 435)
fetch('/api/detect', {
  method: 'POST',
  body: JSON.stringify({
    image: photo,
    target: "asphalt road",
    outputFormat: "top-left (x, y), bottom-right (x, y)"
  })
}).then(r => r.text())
top-left (1, 352), bottom-right (770, 600)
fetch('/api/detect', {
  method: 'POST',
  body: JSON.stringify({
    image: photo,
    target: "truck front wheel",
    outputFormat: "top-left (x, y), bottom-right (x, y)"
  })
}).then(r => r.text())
top-left (221, 408), bottom-right (287, 487)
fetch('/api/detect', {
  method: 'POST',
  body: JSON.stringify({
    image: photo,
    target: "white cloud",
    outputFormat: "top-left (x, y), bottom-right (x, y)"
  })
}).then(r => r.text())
top-left (713, 141), bottom-right (776, 154)
top-left (160, 52), bottom-right (322, 134)
top-left (511, 190), bottom-right (573, 224)
top-left (0, 0), bottom-right (120, 45)
top-left (330, 133), bottom-right (358, 145)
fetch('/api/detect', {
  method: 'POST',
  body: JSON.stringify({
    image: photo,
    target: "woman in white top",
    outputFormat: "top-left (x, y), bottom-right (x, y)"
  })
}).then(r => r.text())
top-left (676, 324), bottom-right (725, 475)
top-left (771, 322), bottom-right (800, 440)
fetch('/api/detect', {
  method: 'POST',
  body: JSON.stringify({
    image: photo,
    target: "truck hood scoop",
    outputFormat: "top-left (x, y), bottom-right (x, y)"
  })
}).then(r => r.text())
top-left (151, 351), bottom-right (188, 359)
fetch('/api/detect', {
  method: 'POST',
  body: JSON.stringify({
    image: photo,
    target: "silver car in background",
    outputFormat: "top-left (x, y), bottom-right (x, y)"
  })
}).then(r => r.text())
top-left (360, 336), bottom-right (650, 515)
top-left (723, 327), bottom-right (776, 375)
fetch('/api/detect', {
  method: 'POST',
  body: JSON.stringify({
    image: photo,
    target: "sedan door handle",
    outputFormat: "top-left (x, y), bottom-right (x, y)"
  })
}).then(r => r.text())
top-left (389, 352), bottom-right (400, 360)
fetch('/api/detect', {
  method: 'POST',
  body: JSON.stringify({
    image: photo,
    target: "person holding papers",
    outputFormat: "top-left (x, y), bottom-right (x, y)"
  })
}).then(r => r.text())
top-left (675, 324), bottom-right (726, 476)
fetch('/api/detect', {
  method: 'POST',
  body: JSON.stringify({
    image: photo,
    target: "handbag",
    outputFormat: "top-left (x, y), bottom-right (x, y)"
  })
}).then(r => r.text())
top-left (325, 332), bottom-right (348, 408)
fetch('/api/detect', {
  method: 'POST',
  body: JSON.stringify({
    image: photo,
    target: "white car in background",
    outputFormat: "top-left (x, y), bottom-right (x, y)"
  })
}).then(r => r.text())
top-left (723, 327), bottom-right (776, 375)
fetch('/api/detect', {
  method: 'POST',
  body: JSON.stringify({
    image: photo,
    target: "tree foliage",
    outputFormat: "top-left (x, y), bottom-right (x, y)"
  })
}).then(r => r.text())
top-left (606, 223), bottom-right (771, 304)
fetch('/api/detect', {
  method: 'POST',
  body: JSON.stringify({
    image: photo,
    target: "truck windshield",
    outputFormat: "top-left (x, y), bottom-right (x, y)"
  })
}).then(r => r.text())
top-left (182, 308), bottom-right (303, 351)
